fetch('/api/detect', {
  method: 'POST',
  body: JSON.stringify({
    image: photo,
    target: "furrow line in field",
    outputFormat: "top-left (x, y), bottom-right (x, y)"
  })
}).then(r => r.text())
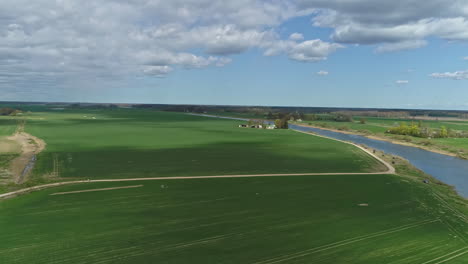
top-left (253, 219), bottom-right (438, 264)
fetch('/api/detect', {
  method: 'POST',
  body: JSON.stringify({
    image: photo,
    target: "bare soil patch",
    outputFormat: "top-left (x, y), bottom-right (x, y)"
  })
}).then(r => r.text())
top-left (0, 137), bottom-right (21, 154)
top-left (7, 132), bottom-right (46, 183)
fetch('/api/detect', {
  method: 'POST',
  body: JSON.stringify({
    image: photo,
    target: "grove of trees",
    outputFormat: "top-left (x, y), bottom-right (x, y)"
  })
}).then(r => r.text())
top-left (0, 107), bottom-right (20, 116)
top-left (386, 122), bottom-right (452, 138)
top-left (274, 118), bottom-right (289, 129)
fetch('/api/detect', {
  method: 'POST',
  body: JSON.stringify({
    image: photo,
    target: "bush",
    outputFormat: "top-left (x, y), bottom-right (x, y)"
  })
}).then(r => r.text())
top-left (333, 113), bottom-right (353, 122)
top-left (0, 108), bottom-right (19, 116)
top-left (274, 118), bottom-right (289, 129)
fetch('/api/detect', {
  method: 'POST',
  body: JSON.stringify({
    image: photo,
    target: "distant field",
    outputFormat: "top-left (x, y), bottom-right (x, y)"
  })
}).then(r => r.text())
top-left (206, 111), bottom-right (265, 119)
top-left (300, 116), bottom-right (468, 134)
top-left (301, 120), bottom-right (388, 133)
top-left (23, 110), bottom-right (386, 179)
top-left (1, 175), bottom-right (466, 264)
top-left (362, 117), bottom-right (468, 131)
top-left (294, 116), bottom-right (468, 157)
top-left (0, 117), bottom-right (17, 137)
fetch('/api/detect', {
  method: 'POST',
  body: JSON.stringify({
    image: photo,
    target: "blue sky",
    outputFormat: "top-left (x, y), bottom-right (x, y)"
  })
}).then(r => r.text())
top-left (1, 1), bottom-right (468, 109)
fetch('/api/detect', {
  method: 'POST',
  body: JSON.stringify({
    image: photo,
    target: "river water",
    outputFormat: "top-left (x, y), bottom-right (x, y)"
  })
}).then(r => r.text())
top-left (290, 124), bottom-right (468, 198)
top-left (192, 114), bottom-right (468, 198)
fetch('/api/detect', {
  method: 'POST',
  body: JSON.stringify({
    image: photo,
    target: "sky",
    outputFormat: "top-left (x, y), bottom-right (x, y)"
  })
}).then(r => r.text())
top-left (1, 0), bottom-right (468, 110)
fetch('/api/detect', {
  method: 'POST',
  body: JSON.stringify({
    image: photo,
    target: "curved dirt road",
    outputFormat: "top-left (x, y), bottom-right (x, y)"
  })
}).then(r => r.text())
top-left (0, 127), bottom-right (395, 200)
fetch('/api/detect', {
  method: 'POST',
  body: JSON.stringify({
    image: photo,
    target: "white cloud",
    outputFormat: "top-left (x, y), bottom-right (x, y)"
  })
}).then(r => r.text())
top-left (289, 33), bottom-right (304, 41)
top-left (317, 70), bottom-right (329, 75)
top-left (396, 80), bottom-right (409, 84)
top-left (430, 70), bottom-right (468, 80)
top-left (287, 40), bottom-right (343, 62)
top-left (2, 0), bottom-right (468, 93)
top-left (0, 0), bottom-right (319, 89)
top-left (303, 0), bottom-right (468, 52)
top-left (463, 57), bottom-right (468, 60)
top-left (142, 66), bottom-right (173, 77)
top-left (375, 40), bottom-right (427, 53)
top-left (263, 38), bottom-right (342, 62)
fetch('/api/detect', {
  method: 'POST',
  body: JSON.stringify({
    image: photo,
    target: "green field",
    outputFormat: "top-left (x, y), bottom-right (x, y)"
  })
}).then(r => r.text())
top-left (0, 108), bottom-right (466, 263)
top-left (296, 116), bottom-right (468, 157)
top-left (23, 110), bottom-right (385, 180)
top-left (1, 175), bottom-right (466, 263)
top-left (0, 117), bottom-right (17, 137)
top-left (213, 111), bottom-right (468, 153)
top-left (301, 117), bottom-right (468, 134)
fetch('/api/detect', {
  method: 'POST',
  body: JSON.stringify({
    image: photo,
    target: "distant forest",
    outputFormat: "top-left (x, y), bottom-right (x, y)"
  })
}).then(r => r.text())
top-left (1, 101), bottom-right (468, 119)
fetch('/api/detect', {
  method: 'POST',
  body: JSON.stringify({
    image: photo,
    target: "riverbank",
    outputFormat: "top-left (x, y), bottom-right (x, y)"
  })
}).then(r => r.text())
top-left (191, 113), bottom-right (468, 198)
top-left (202, 113), bottom-right (465, 160)
top-left (292, 122), bottom-right (463, 159)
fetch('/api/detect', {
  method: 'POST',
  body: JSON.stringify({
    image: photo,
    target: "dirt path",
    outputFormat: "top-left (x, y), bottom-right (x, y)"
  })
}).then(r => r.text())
top-left (7, 131), bottom-right (46, 184)
top-left (0, 124), bottom-right (396, 200)
top-left (49, 185), bottom-right (143, 196)
top-left (0, 169), bottom-right (397, 200)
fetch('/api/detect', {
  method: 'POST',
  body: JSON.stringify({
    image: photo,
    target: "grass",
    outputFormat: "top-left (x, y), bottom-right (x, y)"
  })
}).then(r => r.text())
top-left (0, 108), bottom-right (466, 263)
top-left (21, 109), bottom-right (386, 180)
top-left (0, 117), bottom-right (17, 137)
top-left (301, 120), bottom-right (388, 133)
top-left (206, 112), bottom-right (468, 154)
top-left (0, 117), bottom-right (19, 175)
top-left (294, 116), bottom-right (468, 158)
top-left (0, 174), bottom-right (466, 264)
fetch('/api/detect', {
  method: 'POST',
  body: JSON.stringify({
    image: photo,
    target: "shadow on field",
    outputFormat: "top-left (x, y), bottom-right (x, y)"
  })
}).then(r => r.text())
top-left (33, 141), bottom-right (383, 179)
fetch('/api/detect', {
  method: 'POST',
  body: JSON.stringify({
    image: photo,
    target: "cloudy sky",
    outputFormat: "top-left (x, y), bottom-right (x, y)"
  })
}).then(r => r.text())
top-left (1, 0), bottom-right (468, 109)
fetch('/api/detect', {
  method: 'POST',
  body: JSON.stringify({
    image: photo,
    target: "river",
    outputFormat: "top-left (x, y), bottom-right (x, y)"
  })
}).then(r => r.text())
top-left (191, 114), bottom-right (468, 198)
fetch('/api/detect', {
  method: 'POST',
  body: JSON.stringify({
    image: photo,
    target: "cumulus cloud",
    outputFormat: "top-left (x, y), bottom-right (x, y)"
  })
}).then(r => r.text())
top-left (317, 70), bottom-right (329, 75)
top-left (0, 0), bottom-right (319, 90)
top-left (2, 0), bottom-right (468, 93)
top-left (375, 40), bottom-right (427, 53)
top-left (142, 66), bottom-right (173, 77)
top-left (288, 40), bottom-right (342, 62)
top-left (430, 70), bottom-right (468, 80)
top-left (302, 0), bottom-right (468, 52)
top-left (395, 80), bottom-right (409, 84)
top-left (289, 33), bottom-right (304, 41)
top-left (264, 38), bottom-right (343, 62)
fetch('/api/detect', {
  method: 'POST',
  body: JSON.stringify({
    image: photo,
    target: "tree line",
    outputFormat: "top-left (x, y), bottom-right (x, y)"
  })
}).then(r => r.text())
top-left (0, 107), bottom-right (21, 116)
top-left (386, 122), bottom-right (460, 138)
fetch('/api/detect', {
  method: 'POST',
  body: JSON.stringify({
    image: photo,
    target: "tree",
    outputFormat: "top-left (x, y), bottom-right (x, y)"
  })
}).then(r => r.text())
top-left (303, 114), bottom-right (317, 121)
top-left (0, 108), bottom-right (18, 116)
top-left (439, 126), bottom-right (448, 138)
top-left (266, 111), bottom-right (274, 119)
top-left (333, 113), bottom-right (353, 122)
top-left (298, 112), bottom-right (305, 120)
top-left (274, 118), bottom-right (289, 129)
top-left (359, 118), bottom-right (366, 124)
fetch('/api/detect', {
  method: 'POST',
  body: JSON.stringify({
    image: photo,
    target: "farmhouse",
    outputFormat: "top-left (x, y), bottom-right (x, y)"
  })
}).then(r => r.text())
top-left (239, 122), bottom-right (270, 129)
